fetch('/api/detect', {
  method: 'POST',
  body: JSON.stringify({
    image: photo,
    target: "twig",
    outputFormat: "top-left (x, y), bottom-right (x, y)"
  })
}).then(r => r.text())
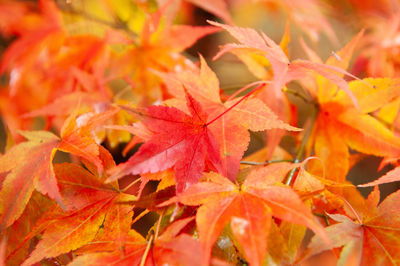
top-left (284, 106), bottom-right (319, 186)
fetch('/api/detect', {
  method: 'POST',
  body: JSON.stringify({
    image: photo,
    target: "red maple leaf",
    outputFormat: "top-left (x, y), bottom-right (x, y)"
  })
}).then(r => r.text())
top-left (107, 91), bottom-right (222, 193)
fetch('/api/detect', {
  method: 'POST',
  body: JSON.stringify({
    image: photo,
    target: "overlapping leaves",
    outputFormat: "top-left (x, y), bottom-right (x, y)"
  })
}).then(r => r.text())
top-left (2, 1), bottom-right (400, 266)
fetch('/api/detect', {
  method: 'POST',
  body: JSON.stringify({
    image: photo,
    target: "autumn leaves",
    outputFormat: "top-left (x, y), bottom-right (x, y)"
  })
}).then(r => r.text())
top-left (2, 0), bottom-right (400, 265)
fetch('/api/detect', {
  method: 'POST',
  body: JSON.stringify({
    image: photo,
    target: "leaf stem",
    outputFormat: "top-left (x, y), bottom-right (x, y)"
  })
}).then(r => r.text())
top-left (132, 209), bottom-right (150, 225)
top-left (338, 196), bottom-right (363, 224)
top-left (121, 177), bottom-right (141, 193)
top-left (140, 233), bottom-right (154, 266)
top-left (154, 210), bottom-right (164, 240)
top-left (226, 81), bottom-right (268, 102)
top-left (284, 106), bottom-right (319, 186)
top-left (206, 83), bottom-right (266, 126)
top-left (282, 87), bottom-right (312, 104)
top-left (313, 212), bottom-right (330, 226)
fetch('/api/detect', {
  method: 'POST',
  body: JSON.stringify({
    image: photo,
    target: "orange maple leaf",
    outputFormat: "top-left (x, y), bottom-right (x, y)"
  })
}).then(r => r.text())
top-left (69, 217), bottom-right (202, 266)
top-left (209, 21), bottom-right (360, 108)
top-left (0, 109), bottom-right (116, 231)
top-left (306, 186), bottom-right (400, 265)
top-left (304, 32), bottom-right (400, 182)
top-left (160, 163), bottom-right (328, 265)
top-left (19, 161), bottom-right (135, 266)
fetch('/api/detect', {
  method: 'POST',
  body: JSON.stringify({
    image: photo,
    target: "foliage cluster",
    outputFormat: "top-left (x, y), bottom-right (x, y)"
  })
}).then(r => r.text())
top-left (1, 0), bottom-right (400, 265)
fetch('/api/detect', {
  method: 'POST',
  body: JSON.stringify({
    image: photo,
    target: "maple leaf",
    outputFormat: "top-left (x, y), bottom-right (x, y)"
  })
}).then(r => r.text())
top-left (107, 91), bottom-right (222, 193)
top-left (0, 109), bottom-right (116, 231)
top-left (228, 22), bottom-right (296, 159)
top-left (0, 131), bottom-right (61, 232)
top-left (57, 108), bottom-right (118, 173)
top-left (308, 57), bottom-right (400, 181)
top-left (20, 162), bottom-right (135, 266)
top-left (0, 0), bottom-right (62, 77)
top-left (305, 186), bottom-right (400, 265)
top-left (69, 217), bottom-right (203, 266)
top-left (0, 39), bottom-right (114, 141)
top-left (24, 93), bottom-right (135, 149)
top-left (2, 192), bottom-right (53, 266)
top-left (215, 22), bottom-right (297, 160)
top-left (261, 0), bottom-right (337, 43)
top-left (158, 55), bottom-right (300, 180)
top-left (358, 165), bottom-right (400, 187)
top-left (287, 30), bottom-right (400, 182)
top-left (160, 163), bottom-right (328, 265)
top-left (22, 92), bottom-right (105, 119)
top-left (0, 0), bottom-right (65, 139)
top-left (208, 21), bottom-right (360, 108)
top-left (111, 2), bottom-right (219, 103)
top-left (0, 1), bottom-right (134, 140)
top-left (349, 10), bottom-right (400, 78)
